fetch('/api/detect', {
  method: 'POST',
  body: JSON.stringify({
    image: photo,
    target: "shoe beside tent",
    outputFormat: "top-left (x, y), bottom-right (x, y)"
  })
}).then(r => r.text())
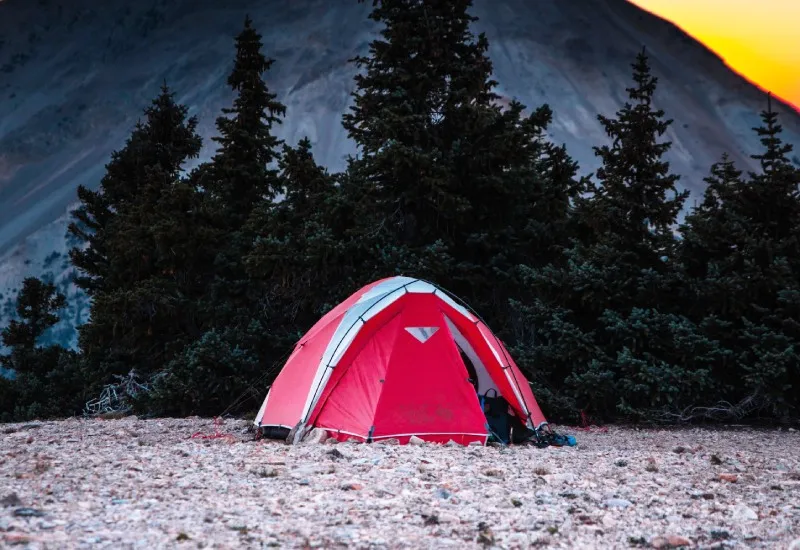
top-left (253, 276), bottom-right (549, 445)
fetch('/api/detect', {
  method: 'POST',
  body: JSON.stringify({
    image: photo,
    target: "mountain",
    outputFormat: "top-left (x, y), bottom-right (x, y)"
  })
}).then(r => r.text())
top-left (1, 0), bottom-right (799, 349)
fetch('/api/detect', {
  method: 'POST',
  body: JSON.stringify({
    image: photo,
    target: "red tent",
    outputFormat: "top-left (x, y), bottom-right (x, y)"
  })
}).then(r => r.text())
top-left (254, 276), bottom-right (548, 445)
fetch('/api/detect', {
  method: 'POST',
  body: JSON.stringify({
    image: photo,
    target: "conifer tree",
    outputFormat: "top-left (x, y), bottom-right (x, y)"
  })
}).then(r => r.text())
top-left (0, 278), bottom-right (82, 419)
top-left (194, 15), bottom-right (287, 331)
top-left (71, 85), bottom-right (203, 390)
top-left (246, 138), bottom-right (340, 335)
top-left (514, 48), bottom-right (718, 421)
top-left (679, 95), bottom-right (800, 418)
top-left (339, 0), bottom-right (579, 329)
top-left (202, 15), bottom-right (286, 226)
top-left (147, 17), bottom-right (288, 415)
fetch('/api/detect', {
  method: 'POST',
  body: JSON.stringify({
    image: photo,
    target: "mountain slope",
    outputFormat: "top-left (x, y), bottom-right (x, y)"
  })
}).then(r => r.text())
top-left (1, 0), bottom-right (799, 348)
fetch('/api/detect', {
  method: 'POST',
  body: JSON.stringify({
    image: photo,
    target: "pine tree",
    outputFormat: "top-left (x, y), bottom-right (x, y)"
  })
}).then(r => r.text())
top-left (340, 0), bottom-right (578, 330)
top-left (202, 14), bottom-right (286, 226)
top-left (0, 278), bottom-right (82, 420)
top-left (514, 48), bottom-right (719, 421)
top-left (69, 84), bottom-right (203, 296)
top-left (72, 85), bottom-right (203, 391)
top-left (147, 17), bottom-right (288, 415)
top-left (246, 137), bottom-right (341, 335)
top-left (194, 15), bottom-right (287, 329)
top-left (738, 95), bottom-right (800, 416)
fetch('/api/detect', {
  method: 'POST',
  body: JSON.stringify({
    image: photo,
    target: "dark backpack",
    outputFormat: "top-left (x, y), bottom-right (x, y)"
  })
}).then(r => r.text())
top-left (480, 389), bottom-right (511, 443)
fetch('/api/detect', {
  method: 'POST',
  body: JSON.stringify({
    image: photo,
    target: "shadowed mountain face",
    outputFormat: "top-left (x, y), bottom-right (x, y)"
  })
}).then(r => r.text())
top-left (0, 0), bottom-right (799, 347)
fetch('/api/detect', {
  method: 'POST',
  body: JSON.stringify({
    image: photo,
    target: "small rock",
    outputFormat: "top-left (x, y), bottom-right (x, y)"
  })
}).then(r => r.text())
top-left (511, 498), bottom-right (523, 508)
top-left (327, 448), bottom-right (345, 460)
top-left (408, 436), bottom-right (425, 446)
top-left (445, 440), bottom-right (459, 447)
top-left (340, 482), bottom-right (363, 491)
top-left (325, 437), bottom-right (338, 444)
top-left (376, 438), bottom-right (399, 445)
top-left (652, 535), bottom-right (692, 548)
top-left (437, 513), bottom-right (459, 523)
top-left (732, 504), bottom-right (758, 521)
top-left (615, 459), bottom-right (628, 467)
top-left (505, 533), bottom-right (529, 547)
top-left (3, 534), bottom-right (38, 545)
top-left (1, 493), bottom-right (22, 508)
top-left (709, 529), bottom-right (730, 541)
top-left (435, 488), bottom-right (452, 499)
top-left (718, 473), bottom-right (738, 483)
top-left (603, 498), bottom-right (632, 509)
top-left (301, 428), bottom-right (329, 445)
top-left (13, 507), bottom-right (45, 517)
top-left (483, 468), bottom-right (503, 477)
top-left (468, 440), bottom-right (483, 447)
top-left (477, 522), bottom-right (495, 546)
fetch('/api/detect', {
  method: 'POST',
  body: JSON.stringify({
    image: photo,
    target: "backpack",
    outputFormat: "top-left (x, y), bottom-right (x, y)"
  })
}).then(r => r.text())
top-left (480, 389), bottom-right (511, 443)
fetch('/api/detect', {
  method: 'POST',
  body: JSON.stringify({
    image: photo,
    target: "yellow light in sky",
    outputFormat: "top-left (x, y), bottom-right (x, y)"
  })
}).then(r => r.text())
top-left (628, 0), bottom-right (800, 110)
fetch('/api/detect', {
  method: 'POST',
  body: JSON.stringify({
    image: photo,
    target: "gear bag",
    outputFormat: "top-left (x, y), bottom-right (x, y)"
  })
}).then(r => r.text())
top-left (480, 389), bottom-right (511, 443)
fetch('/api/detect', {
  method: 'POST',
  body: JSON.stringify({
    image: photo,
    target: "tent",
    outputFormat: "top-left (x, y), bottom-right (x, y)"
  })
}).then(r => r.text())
top-left (253, 276), bottom-right (549, 445)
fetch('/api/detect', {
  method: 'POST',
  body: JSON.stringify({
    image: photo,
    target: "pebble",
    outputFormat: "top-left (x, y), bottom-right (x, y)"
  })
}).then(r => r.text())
top-left (603, 498), bottom-right (633, 509)
top-left (732, 504), bottom-right (758, 521)
top-left (651, 535), bottom-right (692, 548)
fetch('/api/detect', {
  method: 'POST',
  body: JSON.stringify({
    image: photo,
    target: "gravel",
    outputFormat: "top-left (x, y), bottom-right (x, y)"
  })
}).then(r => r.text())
top-left (1, 417), bottom-right (799, 548)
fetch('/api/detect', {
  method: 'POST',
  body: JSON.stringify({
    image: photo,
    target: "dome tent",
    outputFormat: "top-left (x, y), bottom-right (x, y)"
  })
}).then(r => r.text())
top-left (254, 276), bottom-right (549, 445)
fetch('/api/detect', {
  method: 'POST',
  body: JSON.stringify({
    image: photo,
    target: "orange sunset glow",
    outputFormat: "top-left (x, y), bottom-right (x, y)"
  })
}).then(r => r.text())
top-left (628, 0), bottom-right (800, 110)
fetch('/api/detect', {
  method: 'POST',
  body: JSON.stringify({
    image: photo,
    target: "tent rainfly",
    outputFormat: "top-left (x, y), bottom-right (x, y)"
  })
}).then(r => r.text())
top-left (254, 276), bottom-right (549, 445)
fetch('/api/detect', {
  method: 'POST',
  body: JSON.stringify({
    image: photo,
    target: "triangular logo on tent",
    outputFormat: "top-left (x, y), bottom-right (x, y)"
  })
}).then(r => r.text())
top-left (405, 326), bottom-right (439, 343)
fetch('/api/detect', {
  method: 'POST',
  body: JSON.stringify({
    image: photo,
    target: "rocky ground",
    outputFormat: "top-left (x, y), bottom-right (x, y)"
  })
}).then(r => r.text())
top-left (1, 417), bottom-right (799, 549)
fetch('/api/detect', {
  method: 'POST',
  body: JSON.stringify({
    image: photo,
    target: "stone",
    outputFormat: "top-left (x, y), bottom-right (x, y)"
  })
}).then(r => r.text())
top-left (408, 436), bottom-right (425, 446)
top-left (603, 498), bottom-right (633, 509)
top-left (718, 473), bottom-right (738, 483)
top-left (376, 438), bottom-right (400, 445)
top-left (0, 493), bottom-right (22, 508)
top-left (652, 535), bottom-right (692, 548)
top-left (13, 508), bottom-right (45, 517)
top-left (732, 504), bottom-right (758, 521)
top-left (301, 428), bottom-right (329, 445)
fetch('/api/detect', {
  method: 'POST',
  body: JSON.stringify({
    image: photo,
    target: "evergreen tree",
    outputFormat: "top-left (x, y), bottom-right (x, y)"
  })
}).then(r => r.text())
top-left (339, 0), bottom-right (579, 330)
top-left (679, 95), bottom-right (800, 419)
top-left (194, 15), bottom-right (287, 329)
top-left (513, 48), bottom-right (719, 421)
top-left (246, 138), bottom-right (342, 338)
top-left (71, 85), bottom-right (203, 392)
top-left (0, 278), bottom-right (82, 420)
top-left (147, 17), bottom-right (288, 415)
top-left (202, 15), bottom-right (286, 226)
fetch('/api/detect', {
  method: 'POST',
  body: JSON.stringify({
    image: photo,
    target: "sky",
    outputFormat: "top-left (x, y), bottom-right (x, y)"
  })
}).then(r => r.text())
top-left (628, 0), bottom-right (800, 110)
